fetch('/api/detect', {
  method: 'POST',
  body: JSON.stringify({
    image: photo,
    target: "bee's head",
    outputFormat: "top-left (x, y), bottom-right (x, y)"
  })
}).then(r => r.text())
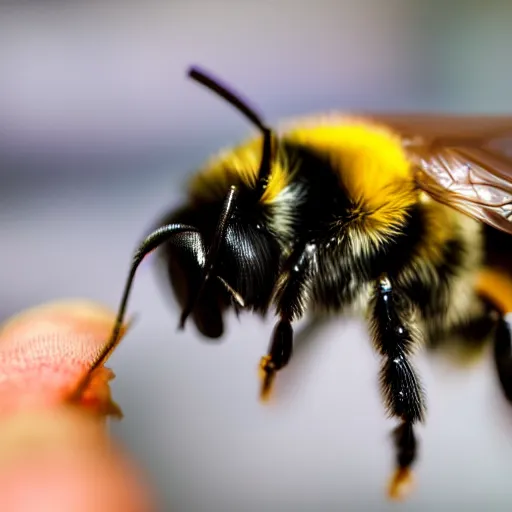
top-left (157, 66), bottom-right (284, 337)
top-left (157, 196), bottom-right (282, 339)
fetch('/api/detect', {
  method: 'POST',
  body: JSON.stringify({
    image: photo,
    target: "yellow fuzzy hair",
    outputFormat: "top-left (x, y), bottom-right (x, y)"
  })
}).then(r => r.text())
top-left (188, 137), bottom-right (288, 204)
top-left (285, 117), bottom-right (418, 239)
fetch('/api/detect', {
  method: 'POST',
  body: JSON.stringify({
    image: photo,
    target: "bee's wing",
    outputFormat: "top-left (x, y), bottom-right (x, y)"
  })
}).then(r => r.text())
top-left (373, 114), bottom-right (512, 234)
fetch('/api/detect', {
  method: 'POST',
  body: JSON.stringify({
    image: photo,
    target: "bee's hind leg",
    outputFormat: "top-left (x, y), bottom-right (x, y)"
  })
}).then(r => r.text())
top-left (490, 311), bottom-right (512, 403)
top-left (475, 268), bottom-right (512, 404)
top-left (427, 278), bottom-right (512, 404)
top-left (452, 297), bottom-right (512, 404)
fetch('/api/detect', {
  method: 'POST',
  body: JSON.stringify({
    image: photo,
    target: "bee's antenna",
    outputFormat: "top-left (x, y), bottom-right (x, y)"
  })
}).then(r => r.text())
top-left (188, 66), bottom-right (266, 133)
top-left (69, 224), bottom-right (200, 402)
top-left (188, 66), bottom-right (273, 196)
top-left (176, 66), bottom-right (275, 329)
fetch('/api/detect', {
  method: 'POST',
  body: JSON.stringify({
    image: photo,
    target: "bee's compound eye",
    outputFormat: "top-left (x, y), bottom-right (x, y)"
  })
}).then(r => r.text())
top-left (156, 226), bottom-right (225, 338)
top-left (164, 231), bottom-right (207, 310)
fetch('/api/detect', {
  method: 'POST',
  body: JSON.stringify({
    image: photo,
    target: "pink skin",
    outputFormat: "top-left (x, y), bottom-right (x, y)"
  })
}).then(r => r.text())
top-left (0, 300), bottom-right (156, 511)
top-left (0, 300), bottom-right (129, 417)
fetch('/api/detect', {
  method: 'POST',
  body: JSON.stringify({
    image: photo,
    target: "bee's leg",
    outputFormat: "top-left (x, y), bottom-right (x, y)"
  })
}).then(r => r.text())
top-left (474, 268), bottom-right (512, 403)
top-left (369, 275), bottom-right (426, 501)
top-left (258, 242), bottom-right (317, 401)
top-left (453, 295), bottom-right (512, 404)
top-left (491, 311), bottom-right (512, 402)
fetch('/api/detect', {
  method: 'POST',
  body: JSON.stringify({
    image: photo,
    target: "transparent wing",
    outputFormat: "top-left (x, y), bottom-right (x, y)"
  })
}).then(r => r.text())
top-left (372, 114), bottom-right (512, 234)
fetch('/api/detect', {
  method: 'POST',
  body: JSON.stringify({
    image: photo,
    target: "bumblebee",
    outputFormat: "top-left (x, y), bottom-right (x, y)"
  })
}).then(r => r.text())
top-left (96, 66), bottom-right (512, 500)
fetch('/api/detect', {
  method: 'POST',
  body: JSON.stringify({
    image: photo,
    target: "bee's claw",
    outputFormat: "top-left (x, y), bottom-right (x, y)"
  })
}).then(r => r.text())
top-left (258, 355), bottom-right (276, 402)
top-left (387, 467), bottom-right (415, 501)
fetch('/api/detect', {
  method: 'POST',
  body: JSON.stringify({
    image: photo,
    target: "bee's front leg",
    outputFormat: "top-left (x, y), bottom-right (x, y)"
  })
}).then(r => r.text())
top-left (258, 242), bottom-right (318, 401)
top-left (369, 275), bottom-right (426, 500)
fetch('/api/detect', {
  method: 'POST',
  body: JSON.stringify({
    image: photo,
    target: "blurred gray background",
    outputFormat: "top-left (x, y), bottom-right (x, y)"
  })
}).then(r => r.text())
top-left (1, 1), bottom-right (512, 510)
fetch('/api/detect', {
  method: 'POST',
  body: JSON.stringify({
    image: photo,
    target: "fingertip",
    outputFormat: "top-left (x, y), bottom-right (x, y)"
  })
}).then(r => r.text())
top-left (0, 299), bottom-right (117, 343)
top-left (0, 300), bottom-right (130, 418)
